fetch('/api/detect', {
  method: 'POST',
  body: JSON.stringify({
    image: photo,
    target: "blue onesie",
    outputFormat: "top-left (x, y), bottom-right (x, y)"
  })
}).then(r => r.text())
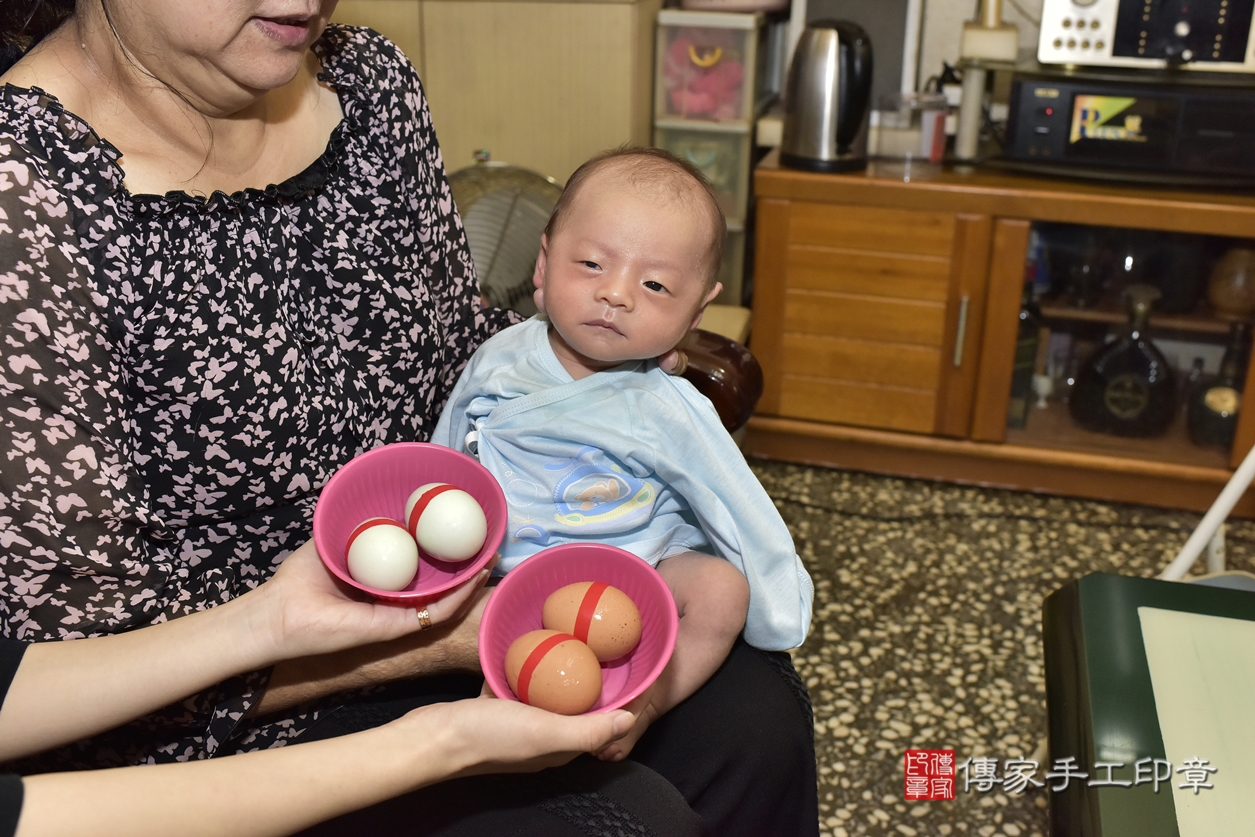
top-left (432, 316), bottom-right (814, 651)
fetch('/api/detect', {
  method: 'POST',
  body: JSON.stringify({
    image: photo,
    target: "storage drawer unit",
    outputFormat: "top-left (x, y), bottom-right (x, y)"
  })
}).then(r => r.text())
top-left (655, 9), bottom-right (769, 125)
top-left (653, 119), bottom-right (753, 224)
top-left (653, 9), bottom-right (775, 313)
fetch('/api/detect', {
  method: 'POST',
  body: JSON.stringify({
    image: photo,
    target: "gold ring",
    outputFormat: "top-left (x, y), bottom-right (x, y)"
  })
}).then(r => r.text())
top-left (415, 607), bottom-right (432, 630)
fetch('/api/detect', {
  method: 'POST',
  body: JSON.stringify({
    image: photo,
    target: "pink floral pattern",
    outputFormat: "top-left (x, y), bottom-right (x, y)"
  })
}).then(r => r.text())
top-left (0, 26), bottom-right (512, 769)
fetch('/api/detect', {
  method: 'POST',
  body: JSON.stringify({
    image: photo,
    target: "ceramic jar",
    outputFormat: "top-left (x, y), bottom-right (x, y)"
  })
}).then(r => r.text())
top-left (1208, 247), bottom-right (1255, 319)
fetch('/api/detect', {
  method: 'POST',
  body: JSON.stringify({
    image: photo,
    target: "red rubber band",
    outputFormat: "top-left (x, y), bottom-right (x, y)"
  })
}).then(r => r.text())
top-left (516, 633), bottom-right (577, 705)
top-left (346, 517), bottom-right (405, 552)
top-left (573, 582), bottom-right (608, 644)
top-left (406, 484), bottom-right (457, 537)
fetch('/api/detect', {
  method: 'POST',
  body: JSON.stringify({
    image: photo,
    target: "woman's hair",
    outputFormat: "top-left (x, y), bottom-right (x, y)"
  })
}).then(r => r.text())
top-left (544, 146), bottom-right (728, 291)
top-left (1, 0), bottom-right (75, 74)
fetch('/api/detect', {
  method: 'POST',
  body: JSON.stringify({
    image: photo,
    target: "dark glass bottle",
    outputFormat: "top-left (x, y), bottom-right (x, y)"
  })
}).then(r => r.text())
top-left (1069, 284), bottom-right (1177, 437)
top-left (1179, 357), bottom-right (1205, 416)
top-left (1187, 323), bottom-right (1249, 448)
top-left (1007, 285), bottom-right (1040, 429)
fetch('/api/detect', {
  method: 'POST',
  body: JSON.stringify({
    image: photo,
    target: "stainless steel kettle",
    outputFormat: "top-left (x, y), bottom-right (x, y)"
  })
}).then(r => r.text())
top-left (781, 21), bottom-right (873, 173)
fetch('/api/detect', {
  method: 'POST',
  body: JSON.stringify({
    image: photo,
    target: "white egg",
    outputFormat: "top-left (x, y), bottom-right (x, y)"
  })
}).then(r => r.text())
top-left (404, 483), bottom-right (487, 563)
top-left (345, 517), bottom-right (419, 591)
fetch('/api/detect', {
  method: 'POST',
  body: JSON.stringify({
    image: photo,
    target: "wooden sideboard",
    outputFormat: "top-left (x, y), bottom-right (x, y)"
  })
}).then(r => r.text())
top-left (747, 150), bottom-right (1255, 515)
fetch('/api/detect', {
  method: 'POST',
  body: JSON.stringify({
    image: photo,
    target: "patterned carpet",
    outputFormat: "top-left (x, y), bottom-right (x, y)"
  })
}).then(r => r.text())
top-left (749, 459), bottom-right (1255, 837)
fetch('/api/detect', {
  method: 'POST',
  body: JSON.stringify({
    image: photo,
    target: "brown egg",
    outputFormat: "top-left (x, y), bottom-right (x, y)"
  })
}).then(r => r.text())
top-left (542, 581), bottom-right (642, 662)
top-left (504, 629), bottom-right (602, 715)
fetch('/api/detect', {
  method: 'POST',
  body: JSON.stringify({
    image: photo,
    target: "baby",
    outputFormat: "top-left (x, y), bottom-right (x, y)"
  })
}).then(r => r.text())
top-left (434, 147), bottom-right (813, 757)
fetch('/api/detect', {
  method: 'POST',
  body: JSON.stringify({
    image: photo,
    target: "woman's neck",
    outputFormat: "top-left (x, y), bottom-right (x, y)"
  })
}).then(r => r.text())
top-left (2, 14), bottom-right (342, 197)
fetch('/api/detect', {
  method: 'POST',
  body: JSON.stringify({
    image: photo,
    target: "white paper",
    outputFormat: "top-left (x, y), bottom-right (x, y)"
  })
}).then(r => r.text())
top-left (1138, 606), bottom-right (1255, 836)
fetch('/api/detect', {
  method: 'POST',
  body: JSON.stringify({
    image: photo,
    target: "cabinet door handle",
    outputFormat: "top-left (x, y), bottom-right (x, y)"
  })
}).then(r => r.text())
top-left (952, 295), bottom-right (971, 368)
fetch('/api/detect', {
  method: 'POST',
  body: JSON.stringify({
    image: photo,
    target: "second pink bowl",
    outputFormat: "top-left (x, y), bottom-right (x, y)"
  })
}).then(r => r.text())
top-left (479, 543), bottom-right (679, 714)
top-left (312, 442), bottom-right (507, 603)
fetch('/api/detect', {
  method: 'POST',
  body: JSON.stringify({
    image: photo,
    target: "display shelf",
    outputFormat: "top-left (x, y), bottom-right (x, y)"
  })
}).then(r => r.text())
top-left (1038, 294), bottom-right (1244, 336)
top-left (1006, 399), bottom-right (1229, 471)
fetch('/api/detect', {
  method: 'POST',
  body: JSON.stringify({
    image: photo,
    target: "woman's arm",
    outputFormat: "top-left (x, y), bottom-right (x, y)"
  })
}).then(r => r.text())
top-left (0, 541), bottom-right (488, 762)
top-left (252, 590), bottom-right (487, 716)
top-left (16, 697), bottom-right (633, 837)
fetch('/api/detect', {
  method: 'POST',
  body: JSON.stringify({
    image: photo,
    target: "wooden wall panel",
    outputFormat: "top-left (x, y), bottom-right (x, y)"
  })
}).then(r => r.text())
top-left (780, 335), bottom-right (942, 390)
top-left (790, 203), bottom-right (956, 256)
top-left (783, 291), bottom-right (947, 346)
top-left (787, 246), bottom-right (951, 301)
top-left (420, 0), bottom-right (658, 183)
top-left (334, 0), bottom-right (423, 71)
top-left (779, 379), bottom-right (936, 433)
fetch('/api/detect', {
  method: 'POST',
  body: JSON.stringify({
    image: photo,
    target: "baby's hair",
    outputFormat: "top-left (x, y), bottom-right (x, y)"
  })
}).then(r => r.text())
top-left (544, 146), bottom-right (727, 290)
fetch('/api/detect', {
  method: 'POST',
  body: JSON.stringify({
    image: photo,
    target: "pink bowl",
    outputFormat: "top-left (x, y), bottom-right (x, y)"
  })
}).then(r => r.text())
top-left (313, 442), bottom-right (506, 603)
top-left (479, 543), bottom-right (679, 714)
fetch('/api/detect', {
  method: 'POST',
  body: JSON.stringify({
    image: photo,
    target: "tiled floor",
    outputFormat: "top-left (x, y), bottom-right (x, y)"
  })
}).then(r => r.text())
top-left (750, 459), bottom-right (1255, 837)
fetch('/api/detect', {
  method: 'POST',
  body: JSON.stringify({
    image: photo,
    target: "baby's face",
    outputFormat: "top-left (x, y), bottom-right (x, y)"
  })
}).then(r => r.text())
top-left (534, 175), bottom-right (721, 379)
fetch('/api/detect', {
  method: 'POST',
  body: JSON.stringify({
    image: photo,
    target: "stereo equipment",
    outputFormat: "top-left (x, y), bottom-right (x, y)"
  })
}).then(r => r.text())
top-left (1037, 0), bottom-right (1255, 73)
top-left (1002, 68), bottom-right (1255, 187)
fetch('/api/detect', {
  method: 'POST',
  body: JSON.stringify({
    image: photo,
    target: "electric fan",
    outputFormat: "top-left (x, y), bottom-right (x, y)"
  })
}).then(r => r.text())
top-left (449, 162), bottom-right (563, 317)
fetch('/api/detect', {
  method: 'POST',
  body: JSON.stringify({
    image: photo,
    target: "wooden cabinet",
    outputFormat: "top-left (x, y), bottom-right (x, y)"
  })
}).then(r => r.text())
top-left (335, 0), bottom-right (660, 184)
top-left (749, 151), bottom-right (1255, 515)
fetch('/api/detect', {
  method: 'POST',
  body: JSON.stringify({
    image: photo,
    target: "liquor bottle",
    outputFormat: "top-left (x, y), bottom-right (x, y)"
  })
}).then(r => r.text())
top-left (1068, 284), bottom-right (1177, 437)
top-left (1187, 323), bottom-right (1249, 448)
top-left (1006, 284), bottom-right (1040, 429)
top-left (1182, 357), bottom-right (1206, 403)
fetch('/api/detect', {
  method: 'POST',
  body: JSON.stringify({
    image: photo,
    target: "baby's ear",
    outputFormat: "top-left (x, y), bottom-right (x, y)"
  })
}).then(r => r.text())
top-left (688, 281), bottom-right (724, 330)
top-left (532, 234), bottom-right (549, 315)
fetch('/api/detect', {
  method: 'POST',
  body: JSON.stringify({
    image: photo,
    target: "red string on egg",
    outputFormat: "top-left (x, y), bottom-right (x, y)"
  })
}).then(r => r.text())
top-left (573, 582), bottom-right (609, 645)
top-left (346, 517), bottom-right (406, 551)
top-left (406, 484), bottom-right (458, 537)
top-left (515, 632), bottom-right (579, 705)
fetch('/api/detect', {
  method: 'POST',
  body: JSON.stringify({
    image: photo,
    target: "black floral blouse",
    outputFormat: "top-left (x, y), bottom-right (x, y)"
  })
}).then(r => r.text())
top-left (0, 26), bottom-right (514, 769)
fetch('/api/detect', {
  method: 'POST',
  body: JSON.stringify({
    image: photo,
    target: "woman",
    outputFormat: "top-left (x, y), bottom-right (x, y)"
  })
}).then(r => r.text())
top-left (0, 1), bottom-right (819, 834)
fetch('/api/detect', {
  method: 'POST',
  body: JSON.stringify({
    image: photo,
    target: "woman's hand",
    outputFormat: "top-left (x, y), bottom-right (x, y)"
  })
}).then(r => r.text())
top-left (247, 539), bottom-right (494, 664)
top-left (402, 698), bottom-right (635, 778)
top-left (658, 348), bottom-right (687, 376)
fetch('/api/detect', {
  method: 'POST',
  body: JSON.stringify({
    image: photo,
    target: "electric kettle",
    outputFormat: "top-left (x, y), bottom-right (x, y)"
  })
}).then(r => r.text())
top-left (781, 21), bottom-right (873, 172)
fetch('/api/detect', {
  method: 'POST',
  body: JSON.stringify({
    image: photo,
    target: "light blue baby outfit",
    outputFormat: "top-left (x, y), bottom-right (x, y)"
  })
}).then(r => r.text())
top-left (432, 317), bottom-right (814, 651)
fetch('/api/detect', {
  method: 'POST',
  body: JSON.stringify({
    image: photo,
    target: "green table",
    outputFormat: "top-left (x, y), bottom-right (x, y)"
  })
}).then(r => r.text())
top-left (1043, 572), bottom-right (1255, 836)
